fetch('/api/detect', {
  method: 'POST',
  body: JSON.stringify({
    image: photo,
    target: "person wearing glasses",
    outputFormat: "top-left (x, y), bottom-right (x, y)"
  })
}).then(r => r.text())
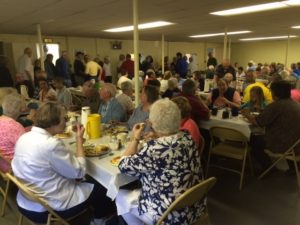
top-left (12, 102), bottom-right (114, 225)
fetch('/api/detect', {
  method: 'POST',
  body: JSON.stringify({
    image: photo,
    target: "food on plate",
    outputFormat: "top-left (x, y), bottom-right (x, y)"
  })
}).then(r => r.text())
top-left (111, 156), bottom-right (121, 166)
top-left (55, 131), bottom-right (72, 139)
top-left (103, 125), bottom-right (128, 136)
top-left (84, 144), bottom-right (110, 157)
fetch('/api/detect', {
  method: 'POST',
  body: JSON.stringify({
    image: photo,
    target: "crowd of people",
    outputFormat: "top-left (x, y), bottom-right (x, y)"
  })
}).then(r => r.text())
top-left (0, 47), bottom-right (300, 225)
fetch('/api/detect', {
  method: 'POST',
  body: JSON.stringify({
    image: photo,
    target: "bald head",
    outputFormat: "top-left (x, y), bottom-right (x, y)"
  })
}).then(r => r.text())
top-left (24, 47), bottom-right (32, 57)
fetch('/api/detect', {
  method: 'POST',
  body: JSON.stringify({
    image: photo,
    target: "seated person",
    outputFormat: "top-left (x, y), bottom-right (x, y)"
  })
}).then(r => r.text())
top-left (243, 78), bottom-right (273, 104)
top-left (127, 85), bottom-right (159, 131)
top-left (116, 98), bottom-right (204, 225)
top-left (116, 81), bottom-right (134, 118)
top-left (159, 71), bottom-right (172, 93)
top-left (224, 72), bottom-right (235, 88)
top-left (98, 83), bottom-right (126, 123)
top-left (207, 78), bottom-right (241, 109)
top-left (12, 102), bottom-right (114, 225)
top-left (38, 78), bottom-right (57, 102)
top-left (172, 96), bottom-right (201, 149)
top-left (162, 77), bottom-right (181, 98)
top-left (143, 69), bottom-right (156, 86)
top-left (52, 76), bottom-right (73, 108)
top-left (241, 86), bottom-right (267, 112)
top-left (179, 79), bottom-right (210, 121)
top-left (81, 77), bottom-right (101, 113)
top-left (242, 81), bottom-right (300, 172)
top-left (117, 69), bottom-right (131, 89)
top-left (0, 93), bottom-right (26, 172)
top-left (285, 75), bottom-right (300, 103)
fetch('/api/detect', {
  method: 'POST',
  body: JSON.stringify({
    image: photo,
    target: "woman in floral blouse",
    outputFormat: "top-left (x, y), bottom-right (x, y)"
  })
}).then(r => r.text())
top-left (117, 98), bottom-right (205, 225)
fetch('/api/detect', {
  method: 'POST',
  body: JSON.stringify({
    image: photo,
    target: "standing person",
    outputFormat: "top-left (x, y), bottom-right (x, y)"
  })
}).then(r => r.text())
top-left (12, 102), bottom-right (115, 225)
top-left (121, 54), bottom-right (134, 79)
top-left (73, 52), bottom-right (86, 85)
top-left (0, 55), bottom-right (14, 87)
top-left (188, 57), bottom-right (198, 76)
top-left (85, 55), bottom-right (102, 82)
top-left (17, 47), bottom-right (34, 97)
top-left (117, 54), bottom-right (125, 76)
top-left (175, 52), bottom-right (188, 79)
top-left (207, 52), bottom-right (217, 68)
top-left (103, 56), bottom-right (112, 83)
top-left (44, 54), bottom-right (57, 81)
top-left (56, 50), bottom-right (72, 87)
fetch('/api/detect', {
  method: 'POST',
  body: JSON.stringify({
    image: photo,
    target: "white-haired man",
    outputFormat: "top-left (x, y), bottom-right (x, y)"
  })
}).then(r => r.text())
top-left (98, 83), bottom-right (126, 123)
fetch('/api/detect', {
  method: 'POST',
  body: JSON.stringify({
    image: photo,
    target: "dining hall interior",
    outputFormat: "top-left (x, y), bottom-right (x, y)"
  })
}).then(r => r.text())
top-left (0, 0), bottom-right (300, 225)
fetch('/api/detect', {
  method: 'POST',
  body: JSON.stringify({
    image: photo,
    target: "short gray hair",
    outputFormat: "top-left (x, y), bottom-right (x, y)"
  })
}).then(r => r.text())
top-left (149, 98), bottom-right (181, 135)
top-left (121, 81), bottom-right (133, 92)
top-left (2, 93), bottom-right (25, 119)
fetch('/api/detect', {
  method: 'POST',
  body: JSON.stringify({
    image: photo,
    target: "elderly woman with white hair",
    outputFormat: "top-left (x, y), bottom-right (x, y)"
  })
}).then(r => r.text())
top-left (116, 98), bottom-right (204, 225)
top-left (0, 93), bottom-right (26, 171)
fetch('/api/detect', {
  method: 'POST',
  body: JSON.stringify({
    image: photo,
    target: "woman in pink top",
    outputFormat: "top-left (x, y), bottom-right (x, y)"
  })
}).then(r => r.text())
top-left (172, 96), bottom-right (202, 150)
top-left (0, 93), bottom-right (26, 171)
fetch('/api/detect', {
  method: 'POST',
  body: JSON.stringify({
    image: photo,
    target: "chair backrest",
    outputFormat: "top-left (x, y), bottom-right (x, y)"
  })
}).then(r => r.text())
top-left (210, 127), bottom-right (248, 143)
top-left (156, 177), bottom-right (216, 225)
top-left (290, 138), bottom-right (300, 152)
top-left (199, 135), bottom-right (205, 157)
top-left (0, 152), bottom-right (11, 178)
top-left (5, 173), bottom-right (69, 225)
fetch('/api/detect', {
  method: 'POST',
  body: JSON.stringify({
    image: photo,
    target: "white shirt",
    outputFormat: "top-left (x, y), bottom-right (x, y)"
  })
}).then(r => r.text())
top-left (160, 79), bottom-right (169, 93)
top-left (12, 127), bottom-right (93, 212)
top-left (188, 61), bottom-right (198, 74)
top-left (103, 63), bottom-right (112, 77)
top-left (17, 54), bottom-right (34, 81)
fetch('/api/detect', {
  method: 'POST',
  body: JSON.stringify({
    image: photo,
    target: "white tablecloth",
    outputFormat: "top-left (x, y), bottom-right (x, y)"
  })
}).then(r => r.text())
top-left (63, 136), bottom-right (137, 199)
top-left (199, 111), bottom-right (252, 140)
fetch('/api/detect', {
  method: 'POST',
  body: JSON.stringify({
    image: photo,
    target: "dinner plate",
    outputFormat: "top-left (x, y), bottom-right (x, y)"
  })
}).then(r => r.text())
top-left (55, 132), bottom-right (72, 139)
top-left (111, 156), bottom-right (121, 166)
top-left (84, 144), bottom-right (111, 157)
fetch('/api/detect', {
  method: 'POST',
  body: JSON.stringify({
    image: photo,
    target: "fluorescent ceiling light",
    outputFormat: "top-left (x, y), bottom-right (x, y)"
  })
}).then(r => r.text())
top-left (104, 21), bottom-right (173, 32)
top-left (240, 35), bottom-right (297, 41)
top-left (210, 0), bottom-right (300, 16)
top-left (190, 30), bottom-right (251, 38)
top-left (292, 25), bottom-right (300, 28)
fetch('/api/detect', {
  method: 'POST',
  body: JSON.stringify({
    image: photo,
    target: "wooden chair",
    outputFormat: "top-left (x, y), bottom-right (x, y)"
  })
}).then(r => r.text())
top-left (155, 177), bottom-right (216, 225)
top-left (207, 127), bottom-right (253, 190)
top-left (259, 138), bottom-right (300, 187)
top-left (5, 173), bottom-right (87, 225)
top-left (0, 152), bottom-right (12, 217)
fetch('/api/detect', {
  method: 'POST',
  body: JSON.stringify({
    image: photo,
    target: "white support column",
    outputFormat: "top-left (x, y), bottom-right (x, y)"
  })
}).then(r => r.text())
top-left (133, 0), bottom-right (140, 107)
top-left (223, 28), bottom-right (228, 59)
top-left (161, 34), bottom-right (165, 74)
top-left (37, 24), bottom-right (45, 70)
top-left (228, 38), bottom-right (231, 61)
top-left (285, 35), bottom-right (290, 67)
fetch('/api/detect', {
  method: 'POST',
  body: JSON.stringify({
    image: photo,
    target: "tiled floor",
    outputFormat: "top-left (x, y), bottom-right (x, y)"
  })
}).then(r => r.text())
top-left (0, 166), bottom-right (299, 225)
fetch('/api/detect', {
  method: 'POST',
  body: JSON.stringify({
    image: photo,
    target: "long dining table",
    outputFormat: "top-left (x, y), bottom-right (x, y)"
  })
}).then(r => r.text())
top-left (62, 131), bottom-right (137, 200)
top-left (199, 109), bottom-right (253, 140)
